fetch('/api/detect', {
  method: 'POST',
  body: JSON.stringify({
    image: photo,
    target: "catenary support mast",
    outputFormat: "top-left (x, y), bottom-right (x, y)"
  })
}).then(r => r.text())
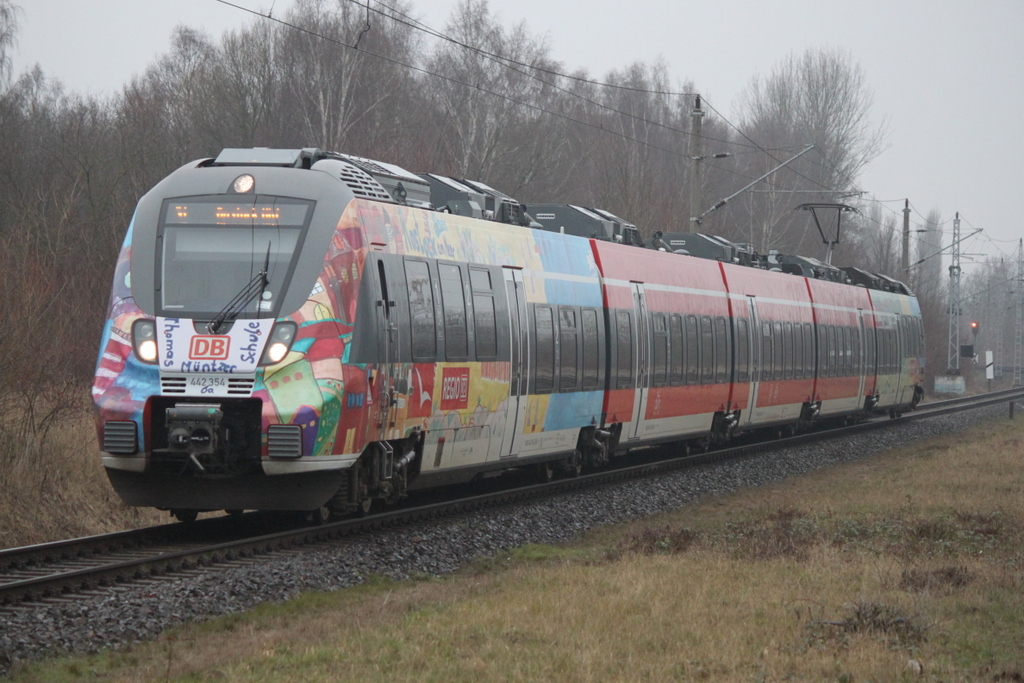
top-left (947, 212), bottom-right (962, 373)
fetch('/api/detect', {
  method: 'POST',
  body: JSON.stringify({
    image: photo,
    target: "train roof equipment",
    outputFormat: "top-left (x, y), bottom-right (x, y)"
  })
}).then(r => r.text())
top-left (207, 148), bottom-right (911, 298)
top-left (524, 203), bottom-right (642, 245)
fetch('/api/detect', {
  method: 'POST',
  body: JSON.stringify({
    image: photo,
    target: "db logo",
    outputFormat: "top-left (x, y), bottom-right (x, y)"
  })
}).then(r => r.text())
top-left (189, 336), bottom-right (230, 360)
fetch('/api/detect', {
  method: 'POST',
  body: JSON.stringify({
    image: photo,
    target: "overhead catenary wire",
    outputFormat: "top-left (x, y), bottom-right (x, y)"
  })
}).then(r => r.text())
top-left (212, 0), bottom-right (827, 195)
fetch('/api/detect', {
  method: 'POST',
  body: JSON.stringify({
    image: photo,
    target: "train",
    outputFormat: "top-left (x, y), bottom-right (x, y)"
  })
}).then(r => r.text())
top-left (92, 147), bottom-right (925, 521)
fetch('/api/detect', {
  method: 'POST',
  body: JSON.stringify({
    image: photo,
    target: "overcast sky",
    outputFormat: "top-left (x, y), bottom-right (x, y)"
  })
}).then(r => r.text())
top-left (9, 0), bottom-right (1024, 265)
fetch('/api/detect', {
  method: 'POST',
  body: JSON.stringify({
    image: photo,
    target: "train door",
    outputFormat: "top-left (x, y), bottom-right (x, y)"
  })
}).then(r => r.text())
top-left (893, 316), bottom-right (905, 403)
top-left (741, 297), bottom-right (761, 427)
top-left (626, 282), bottom-right (650, 440)
top-left (499, 268), bottom-right (528, 457)
top-left (856, 311), bottom-right (867, 404)
top-left (370, 253), bottom-right (398, 435)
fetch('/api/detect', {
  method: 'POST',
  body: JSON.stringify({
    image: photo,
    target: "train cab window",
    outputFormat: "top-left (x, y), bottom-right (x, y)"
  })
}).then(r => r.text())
top-left (735, 318), bottom-right (749, 383)
top-left (405, 259), bottom-right (437, 361)
top-left (439, 264), bottom-right (468, 361)
top-left (685, 315), bottom-right (700, 384)
top-left (714, 317), bottom-right (729, 383)
top-left (652, 314), bottom-right (668, 387)
top-left (700, 316), bottom-right (714, 384)
top-left (616, 311), bottom-right (633, 389)
top-left (581, 309), bottom-right (599, 391)
top-left (670, 314), bottom-right (684, 385)
top-left (535, 306), bottom-right (555, 394)
top-left (559, 308), bottom-right (578, 392)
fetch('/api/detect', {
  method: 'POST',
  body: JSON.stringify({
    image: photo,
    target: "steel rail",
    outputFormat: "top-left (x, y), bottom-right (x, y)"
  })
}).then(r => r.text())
top-left (2, 387), bottom-right (1021, 609)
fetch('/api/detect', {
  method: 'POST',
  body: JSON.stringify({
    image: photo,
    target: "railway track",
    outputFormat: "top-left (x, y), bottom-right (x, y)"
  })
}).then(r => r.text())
top-left (3, 387), bottom-right (1021, 611)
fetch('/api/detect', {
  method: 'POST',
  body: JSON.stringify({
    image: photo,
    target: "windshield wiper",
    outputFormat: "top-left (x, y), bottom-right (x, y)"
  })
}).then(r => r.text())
top-left (206, 243), bottom-right (271, 335)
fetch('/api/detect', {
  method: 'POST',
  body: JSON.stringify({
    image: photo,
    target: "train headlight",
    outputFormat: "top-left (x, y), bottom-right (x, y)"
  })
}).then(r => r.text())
top-left (260, 322), bottom-right (297, 366)
top-left (232, 174), bottom-right (255, 194)
top-left (131, 319), bottom-right (158, 364)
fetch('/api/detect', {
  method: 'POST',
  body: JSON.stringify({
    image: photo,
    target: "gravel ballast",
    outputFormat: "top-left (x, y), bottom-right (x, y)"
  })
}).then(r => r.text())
top-left (0, 405), bottom-right (1012, 674)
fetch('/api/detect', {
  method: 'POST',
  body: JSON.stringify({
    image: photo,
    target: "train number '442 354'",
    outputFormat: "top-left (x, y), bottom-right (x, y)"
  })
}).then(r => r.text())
top-left (188, 375), bottom-right (228, 394)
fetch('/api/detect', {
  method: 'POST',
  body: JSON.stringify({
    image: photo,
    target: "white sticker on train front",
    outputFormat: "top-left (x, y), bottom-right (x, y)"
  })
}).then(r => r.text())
top-left (156, 317), bottom-right (275, 374)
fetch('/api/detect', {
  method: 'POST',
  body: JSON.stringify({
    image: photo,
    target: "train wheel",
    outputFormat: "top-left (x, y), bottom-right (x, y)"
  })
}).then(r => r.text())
top-left (536, 461), bottom-right (555, 483)
top-left (354, 496), bottom-right (374, 517)
top-left (305, 505), bottom-right (331, 525)
top-left (171, 509), bottom-right (198, 523)
top-left (561, 449), bottom-right (583, 478)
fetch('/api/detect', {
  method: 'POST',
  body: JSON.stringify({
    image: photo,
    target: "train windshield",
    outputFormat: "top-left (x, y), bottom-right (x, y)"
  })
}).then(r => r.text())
top-left (158, 196), bottom-right (313, 319)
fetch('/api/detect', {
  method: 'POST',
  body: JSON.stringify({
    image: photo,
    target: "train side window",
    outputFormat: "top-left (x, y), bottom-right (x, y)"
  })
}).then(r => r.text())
top-left (405, 259), bottom-right (436, 361)
top-left (889, 328), bottom-right (896, 373)
top-left (844, 326), bottom-right (853, 376)
top-left (669, 314), bottom-right (684, 385)
top-left (616, 311), bottom-right (633, 389)
top-left (559, 307), bottom-right (578, 392)
top-left (535, 306), bottom-right (555, 394)
top-left (715, 317), bottom-right (730, 383)
top-left (783, 322), bottom-right (794, 380)
top-left (852, 325), bottom-right (861, 375)
top-left (735, 318), bottom-right (749, 383)
top-left (772, 321), bottom-right (783, 381)
top-left (469, 266), bottom-right (497, 361)
top-left (439, 264), bottom-right (468, 361)
top-left (653, 313), bottom-right (668, 387)
top-left (762, 322), bottom-right (773, 382)
top-left (836, 325), bottom-right (845, 376)
top-left (700, 316), bottom-right (714, 384)
top-left (831, 325), bottom-right (841, 378)
top-left (469, 267), bottom-right (491, 293)
top-left (803, 323), bottom-right (814, 377)
top-left (473, 294), bottom-right (497, 360)
top-left (817, 324), bottom-right (827, 378)
top-left (792, 323), bottom-right (803, 380)
top-left (685, 315), bottom-right (699, 384)
top-left (581, 309), bottom-right (599, 391)
top-left (864, 325), bottom-right (875, 374)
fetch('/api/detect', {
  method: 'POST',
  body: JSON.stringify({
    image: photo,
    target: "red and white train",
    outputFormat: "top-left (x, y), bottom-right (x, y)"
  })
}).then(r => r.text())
top-left (92, 148), bottom-right (925, 520)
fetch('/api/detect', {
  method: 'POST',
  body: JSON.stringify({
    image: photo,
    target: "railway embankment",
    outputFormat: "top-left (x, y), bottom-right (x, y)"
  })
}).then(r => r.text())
top-left (3, 403), bottom-right (1021, 680)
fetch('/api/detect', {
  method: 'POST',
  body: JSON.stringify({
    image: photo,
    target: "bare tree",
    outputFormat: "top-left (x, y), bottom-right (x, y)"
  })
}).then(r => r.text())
top-left (731, 48), bottom-right (887, 255)
top-left (0, 0), bottom-right (18, 88)
top-left (425, 0), bottom-right (567, 190)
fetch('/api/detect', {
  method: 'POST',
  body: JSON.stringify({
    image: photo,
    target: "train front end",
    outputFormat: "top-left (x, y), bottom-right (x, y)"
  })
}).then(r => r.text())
top-left (92, 148), bottom-right (363, 517)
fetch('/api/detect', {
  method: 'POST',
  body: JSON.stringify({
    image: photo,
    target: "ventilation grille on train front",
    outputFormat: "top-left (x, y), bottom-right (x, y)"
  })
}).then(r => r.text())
top-left (160, 376), bottom-right (256, 396)
top-left (103, 421), bottom-right (138, 455)
top-left (336, 162), bottom-right (394, 201)
top-left (267, 425), bottom-right (303, 459)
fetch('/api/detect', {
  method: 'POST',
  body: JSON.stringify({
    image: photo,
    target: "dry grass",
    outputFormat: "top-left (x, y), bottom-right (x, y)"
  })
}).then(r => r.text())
top-left (9, 416), bottom-right (1024, 682)
top-left (0, 397), bottom-right (164, 549)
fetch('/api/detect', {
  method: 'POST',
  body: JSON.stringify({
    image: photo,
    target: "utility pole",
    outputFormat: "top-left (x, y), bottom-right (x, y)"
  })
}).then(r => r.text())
top-left (688, 95), bottom-right (704, 226)
top-left (947, 212), bottom-right (962, 374)
top-left (1015, 238), bottom-right (1023, 387)
top-left (901, 199), bottom-right (911, 276)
